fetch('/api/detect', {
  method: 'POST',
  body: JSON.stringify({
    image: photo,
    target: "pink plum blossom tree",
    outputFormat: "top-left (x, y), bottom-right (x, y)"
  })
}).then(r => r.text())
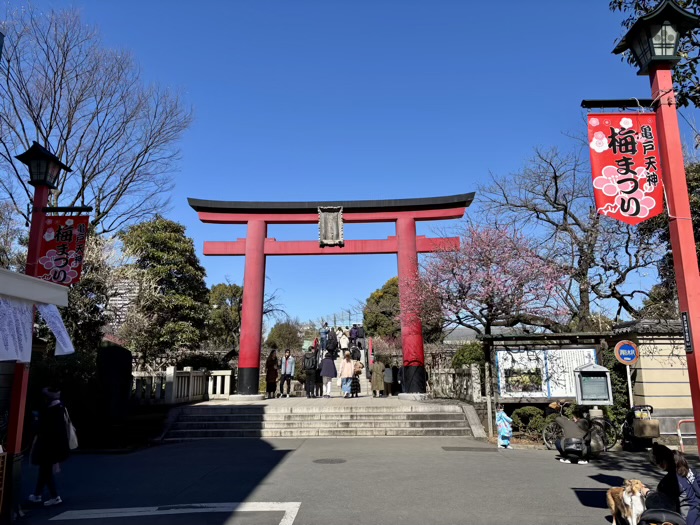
top-left (411, 222), bottom-right (569, 336)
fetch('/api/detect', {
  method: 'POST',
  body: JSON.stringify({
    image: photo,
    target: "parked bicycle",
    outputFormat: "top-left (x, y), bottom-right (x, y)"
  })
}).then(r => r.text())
top-left (542, 401), bottom-right (619, 451)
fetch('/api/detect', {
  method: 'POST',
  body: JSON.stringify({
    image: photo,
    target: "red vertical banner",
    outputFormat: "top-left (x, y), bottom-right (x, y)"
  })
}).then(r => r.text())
top-left (37, 215), bottom-right (90, 286)
top-left (588, 113), bottom-right (664, 225)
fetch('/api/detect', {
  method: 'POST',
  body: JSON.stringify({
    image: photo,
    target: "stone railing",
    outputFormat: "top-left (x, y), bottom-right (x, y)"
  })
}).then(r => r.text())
top-left (132, 366), bottom-right (208, 405)
top-left (428, 364), bottom-right (482, 403)
top-left (208, 370), bottom-right (236, 400)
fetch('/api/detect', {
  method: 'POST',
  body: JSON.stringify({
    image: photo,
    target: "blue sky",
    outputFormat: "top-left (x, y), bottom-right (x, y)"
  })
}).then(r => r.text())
top-left (27, 0), bottom-right (689, 325)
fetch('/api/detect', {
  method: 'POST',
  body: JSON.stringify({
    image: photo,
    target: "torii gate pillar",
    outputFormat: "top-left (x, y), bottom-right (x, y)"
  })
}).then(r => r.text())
top-left (397, 216), bottom-right (425, 393)
top-left (238, 219), bottom-right (267, 394)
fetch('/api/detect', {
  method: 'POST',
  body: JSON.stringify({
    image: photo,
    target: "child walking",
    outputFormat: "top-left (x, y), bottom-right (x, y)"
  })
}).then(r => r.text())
top-left (496, 405), bottom-right (513, 449)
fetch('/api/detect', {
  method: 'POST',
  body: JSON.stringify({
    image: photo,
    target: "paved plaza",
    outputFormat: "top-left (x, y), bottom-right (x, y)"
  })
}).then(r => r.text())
top-left (18, 435), bottom-right (674, 525)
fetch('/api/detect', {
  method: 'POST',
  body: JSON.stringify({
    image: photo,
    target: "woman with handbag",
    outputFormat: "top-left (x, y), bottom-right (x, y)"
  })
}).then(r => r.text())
top-left (28, 387), bottom-right (70, 507)
top-left (338, 351), bottom-right (354, 398)
top-left (351, 360), bottom-right (364, 398)
top-left (320, 352), bottom-right (337, 398)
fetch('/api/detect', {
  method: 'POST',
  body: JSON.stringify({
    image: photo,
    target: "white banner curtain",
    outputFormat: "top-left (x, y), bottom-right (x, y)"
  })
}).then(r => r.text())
top-left (0, 296), bottom-right (34, 362)
top-left (37, 303), bottom-right (75, 356)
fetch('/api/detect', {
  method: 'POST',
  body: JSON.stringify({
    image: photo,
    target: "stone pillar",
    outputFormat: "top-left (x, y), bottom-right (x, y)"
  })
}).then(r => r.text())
top-left (396, 216), bottom-right (426, 394)
top-left (164, 366), bottom-right (177, 404)
top-left (238, 220), bottom-right (267, 395)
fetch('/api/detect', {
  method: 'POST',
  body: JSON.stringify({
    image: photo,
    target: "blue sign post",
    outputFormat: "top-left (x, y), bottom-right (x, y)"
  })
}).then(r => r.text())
top-left (614, 340), bottom-right (638, 408)
top-left (615, 340), bottom-right (639, 366)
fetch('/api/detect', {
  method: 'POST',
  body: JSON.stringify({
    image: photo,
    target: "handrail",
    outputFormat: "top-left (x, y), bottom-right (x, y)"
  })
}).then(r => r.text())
top-left (677, 419), bottom-right (695, 453)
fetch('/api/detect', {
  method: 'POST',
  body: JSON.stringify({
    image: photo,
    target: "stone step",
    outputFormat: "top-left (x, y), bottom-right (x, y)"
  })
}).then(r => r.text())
top-left (171, 419), bottom-right (469, 430)
top-left (177, 412), bottom-right (466, 422)
top-left (167, 400), bottom-right (474, 440)
top-left (179, 405), bottom-right (464, 415)
top-left (165, 427), bottom-right (472, 439)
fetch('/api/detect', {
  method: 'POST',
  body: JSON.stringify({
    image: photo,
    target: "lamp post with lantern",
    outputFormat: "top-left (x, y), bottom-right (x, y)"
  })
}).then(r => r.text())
top-left (3, 142), bottom-right (71, 520)
top-left (15, 142), bottom-right (72, 279)
top-left (612, 0), bottom-right (700, 451)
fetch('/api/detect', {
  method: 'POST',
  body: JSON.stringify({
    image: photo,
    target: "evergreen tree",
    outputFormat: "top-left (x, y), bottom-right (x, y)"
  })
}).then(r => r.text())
top-left (363, 277), bottom-right (444, 343)
top-left (265, 320), bottom-right (302, 351)
top-left (207, 282), bottom-right (243, 353)
top-left (119, 217), bottom-right (208, 361)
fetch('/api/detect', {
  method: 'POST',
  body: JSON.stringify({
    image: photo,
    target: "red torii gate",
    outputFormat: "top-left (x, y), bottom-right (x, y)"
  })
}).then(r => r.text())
top-left (189, 193), bottom-right (473, 396)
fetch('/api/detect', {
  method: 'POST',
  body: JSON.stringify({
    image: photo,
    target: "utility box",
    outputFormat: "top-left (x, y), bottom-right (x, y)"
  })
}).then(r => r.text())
top-left (574, 363), bottom-right (613, 406)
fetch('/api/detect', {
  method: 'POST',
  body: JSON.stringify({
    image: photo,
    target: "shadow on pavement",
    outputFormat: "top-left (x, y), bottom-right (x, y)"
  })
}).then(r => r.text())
top-left (589, 473), bottom-right (626, 487)
top-left (572, 487), bottom-right (609, 509)
top-left (592, 451), bottom-right (659, 480)
top-left (21, 407), bottom-right (294, 524)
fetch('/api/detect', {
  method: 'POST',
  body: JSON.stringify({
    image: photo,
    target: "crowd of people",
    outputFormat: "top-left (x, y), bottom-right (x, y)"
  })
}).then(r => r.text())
top-left (319, 322), bottom-right (366, 358)
top-left (263, 323), bottom-right (402, 399)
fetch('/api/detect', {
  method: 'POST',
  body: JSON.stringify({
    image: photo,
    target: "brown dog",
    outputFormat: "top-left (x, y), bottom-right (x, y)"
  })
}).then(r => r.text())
top-left (607, 479), bottom-right (646, 525)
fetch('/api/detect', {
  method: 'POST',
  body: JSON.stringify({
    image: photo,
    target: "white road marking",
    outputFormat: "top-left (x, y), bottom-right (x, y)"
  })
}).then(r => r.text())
top-left (50, 502), bottom-right (301, 524)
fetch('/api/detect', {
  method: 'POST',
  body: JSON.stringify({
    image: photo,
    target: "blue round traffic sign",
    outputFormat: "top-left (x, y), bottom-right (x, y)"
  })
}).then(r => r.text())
top-left (614, 340), bottom-right (638, 365)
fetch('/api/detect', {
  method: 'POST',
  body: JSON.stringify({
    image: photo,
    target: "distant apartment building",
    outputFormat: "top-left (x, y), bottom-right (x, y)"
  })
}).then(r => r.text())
top-left (107, 278), bottom-right (140, 332)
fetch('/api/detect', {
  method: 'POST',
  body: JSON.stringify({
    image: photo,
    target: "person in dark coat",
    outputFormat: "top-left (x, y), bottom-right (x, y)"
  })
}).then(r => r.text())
top-left (302, 347), bottom-right (317, 398)
top-left (554, 411), bottom-right (590, 464)
top-left (326, 329), bottom-right (339, 359)
top-left (320, 352), bottom-right (337, 398)
top-left (356, 325), bottom-right (365, 350)
top-left (28, 387), bottom-right (70, 507)
top-left (349, 325), bottom-right (358, 346)
top-left (370, 359), bottom-right (385, 398)
top-left (643, 444), bottom-right (700, 524)
top-left (383, 363), bottom-right (394, 397)
top-left (265, 350), bottom-right (279, 399)
top-left (314, 344), bottom-right (324, 398)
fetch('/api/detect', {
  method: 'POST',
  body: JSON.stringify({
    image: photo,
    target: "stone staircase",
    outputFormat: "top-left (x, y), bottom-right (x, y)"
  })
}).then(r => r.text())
top-left (164, 402), bottom-right (473, 440)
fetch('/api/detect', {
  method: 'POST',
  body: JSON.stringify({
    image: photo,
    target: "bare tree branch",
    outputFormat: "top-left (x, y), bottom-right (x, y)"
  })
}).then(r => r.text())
top-left (0, 6), bottom-right (192, 234)
top-left (480, 145), bottom-right (663, 328)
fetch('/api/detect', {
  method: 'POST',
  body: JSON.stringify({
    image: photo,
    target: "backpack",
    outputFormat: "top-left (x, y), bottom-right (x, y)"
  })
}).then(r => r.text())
top-left (326, 331), bottom-right (338, 350)
top-left (303, 353), bottom-right (316, 370)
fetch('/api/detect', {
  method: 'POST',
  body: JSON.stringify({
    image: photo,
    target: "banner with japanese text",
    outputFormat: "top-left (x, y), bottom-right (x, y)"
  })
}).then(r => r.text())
top-left (588, 113), bottom-right (664, 225)
top-left (38, 215), bottom-right (89, 286)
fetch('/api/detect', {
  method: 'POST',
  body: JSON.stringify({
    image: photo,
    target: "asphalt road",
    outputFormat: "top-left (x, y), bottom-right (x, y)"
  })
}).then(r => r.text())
top-left (19, 437), bottom-right (668, 525)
